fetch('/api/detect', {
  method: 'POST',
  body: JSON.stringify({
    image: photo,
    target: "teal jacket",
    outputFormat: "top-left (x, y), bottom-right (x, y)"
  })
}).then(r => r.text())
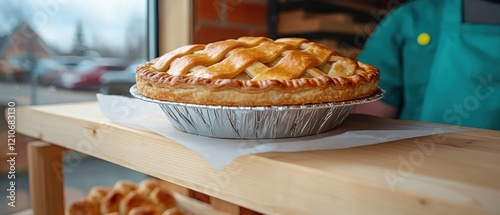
top-left (358, 0), bottom-right (500, 130)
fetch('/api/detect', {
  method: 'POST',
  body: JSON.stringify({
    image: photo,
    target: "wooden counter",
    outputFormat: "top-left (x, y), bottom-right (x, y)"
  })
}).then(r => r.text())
top-left (15, 102), bottom-right (500, 215)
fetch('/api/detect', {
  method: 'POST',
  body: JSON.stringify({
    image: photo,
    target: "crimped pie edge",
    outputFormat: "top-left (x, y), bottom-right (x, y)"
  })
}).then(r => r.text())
top-left (135, 59), bottom-right (380, 106)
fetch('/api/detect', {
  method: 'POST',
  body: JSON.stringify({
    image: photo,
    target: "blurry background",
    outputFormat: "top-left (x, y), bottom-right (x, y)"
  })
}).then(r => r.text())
top-left (0, 0), bottom-right (400, 214)
top-left (0, 0), bottom-right (149, 214)
top-left (0, 0), bottom-right (147, 102)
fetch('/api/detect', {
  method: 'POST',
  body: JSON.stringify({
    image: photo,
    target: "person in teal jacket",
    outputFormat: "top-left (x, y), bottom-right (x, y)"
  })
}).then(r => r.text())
top-left (354, 0), bottom-right (500, 130)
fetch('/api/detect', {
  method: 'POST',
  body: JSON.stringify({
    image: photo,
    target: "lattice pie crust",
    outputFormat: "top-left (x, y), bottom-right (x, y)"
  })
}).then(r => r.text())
top-left (136, 37), bottom-right (379, 106)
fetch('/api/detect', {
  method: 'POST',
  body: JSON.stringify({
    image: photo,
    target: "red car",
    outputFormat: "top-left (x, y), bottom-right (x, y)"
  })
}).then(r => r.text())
top-left (39, 58), bottom-right (127, 90)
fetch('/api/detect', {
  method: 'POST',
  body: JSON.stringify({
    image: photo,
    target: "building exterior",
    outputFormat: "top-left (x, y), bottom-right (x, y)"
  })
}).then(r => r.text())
top-left (0, 22), bottom-right (53, 82)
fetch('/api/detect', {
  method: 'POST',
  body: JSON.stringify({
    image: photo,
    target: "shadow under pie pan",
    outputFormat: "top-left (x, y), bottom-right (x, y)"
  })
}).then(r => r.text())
top-left (130, 85), bottom-right (385, 139)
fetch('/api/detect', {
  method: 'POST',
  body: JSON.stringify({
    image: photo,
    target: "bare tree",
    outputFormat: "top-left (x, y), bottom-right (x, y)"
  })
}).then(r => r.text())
top-left (71, 20), bottom-right (89, 56)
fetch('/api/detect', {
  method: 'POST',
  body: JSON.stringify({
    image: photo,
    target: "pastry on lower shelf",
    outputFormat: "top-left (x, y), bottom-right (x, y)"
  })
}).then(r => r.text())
top-left (67, 200), bottom-right (99, 215)
top-left (137, 178), bottom-right (167, 196)
top-left (120, 191), bottom-right (157, 214)
top-left (67, 179), bottom-right (184, 215)
top-left (128, 205), bottom-right (161, 215)
top-left (162, 207), bottom-right (184, 215)
top-left (114, 180), bottom-right (139, 195)
top-left (149, 186), bottom-right (176, 211)
top-left (101, 190), bottom-right (125, 214)
top-left (87, 186), bottom-right (111, 204)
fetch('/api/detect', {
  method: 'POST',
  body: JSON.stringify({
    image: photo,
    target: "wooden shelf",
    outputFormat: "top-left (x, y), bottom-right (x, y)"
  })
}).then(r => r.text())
top-left (324, 0), bottom-right (388, 14)
top-left (278, 16), bottom-right (374, 36)
top-left (268, 0), bottom-right (397, 50)
top-left (15, 102), bottom-right (500, 215)
top-left (276, 0), bottom-right (386, 21)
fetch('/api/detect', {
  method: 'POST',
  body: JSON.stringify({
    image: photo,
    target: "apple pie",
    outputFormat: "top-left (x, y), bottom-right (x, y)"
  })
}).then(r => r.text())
top-left (136, 37), bottom-right (379, 106)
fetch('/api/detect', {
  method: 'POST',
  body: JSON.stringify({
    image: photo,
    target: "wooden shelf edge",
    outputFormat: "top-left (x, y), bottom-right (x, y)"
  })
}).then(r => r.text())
top-left (278, 19), bottom-right (375, 36)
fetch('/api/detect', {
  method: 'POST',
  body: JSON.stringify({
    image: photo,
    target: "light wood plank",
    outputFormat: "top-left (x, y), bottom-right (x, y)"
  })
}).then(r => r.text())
top-left (17, 102), bottom-right (500, 215)
top-left (211, 197), bottom-right (240, 215)
top-left (11, 209), bottom-right (32, 215)
top-left (278, 18), bottom-right (375, 35)
top-left (325, 0), bottom-right (388, 14)
top-left (162, 179), bottom-right (191, 196)
top-left (159, 0), bottom-right (193, 54)
top-left (27, 141), bottom-right (67, 215)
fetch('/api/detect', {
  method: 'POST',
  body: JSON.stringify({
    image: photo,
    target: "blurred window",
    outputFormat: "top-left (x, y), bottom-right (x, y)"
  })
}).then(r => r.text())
top-left (0, 1), bottom-right (152, 214)
top-left (0, 0), bottom-right (149, 105)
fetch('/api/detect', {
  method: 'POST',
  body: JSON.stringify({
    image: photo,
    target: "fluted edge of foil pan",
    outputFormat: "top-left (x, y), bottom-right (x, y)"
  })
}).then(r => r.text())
top-left (130, 85), bottom-right (385, 139)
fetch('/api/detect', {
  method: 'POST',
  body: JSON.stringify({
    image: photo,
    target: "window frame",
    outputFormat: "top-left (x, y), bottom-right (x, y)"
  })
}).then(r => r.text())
top-left (156, 0), bottom-right (193, 55)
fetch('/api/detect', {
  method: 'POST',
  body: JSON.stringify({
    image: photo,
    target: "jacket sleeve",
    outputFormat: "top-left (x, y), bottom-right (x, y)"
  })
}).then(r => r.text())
top-left (357, 6), bottom-right (408, 109)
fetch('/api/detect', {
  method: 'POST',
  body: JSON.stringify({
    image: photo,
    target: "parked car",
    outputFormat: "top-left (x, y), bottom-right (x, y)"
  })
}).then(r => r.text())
top-left (39, 58), bottom-right (127, 90)
top-left (1, 55), bottom-right (32, 82)
top-left (51, 55), bottom-right (91, 68)
top-left (99, 60), bottom-right (145, 96)
top-left (32, 59), bottom-right (67, 79)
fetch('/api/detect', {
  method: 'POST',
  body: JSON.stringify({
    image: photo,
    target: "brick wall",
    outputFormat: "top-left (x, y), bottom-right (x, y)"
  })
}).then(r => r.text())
top-left (193, 0), bottom-right (268, 44)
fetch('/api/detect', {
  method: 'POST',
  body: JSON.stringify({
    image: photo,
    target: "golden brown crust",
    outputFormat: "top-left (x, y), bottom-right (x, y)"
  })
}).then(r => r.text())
top-left (136, 37), bottom-right (379, 106)
top-left (101, 190), bottom-right (124, 214)
top-left (129, 206), bottom-right (162, 215)
top-left (67, 200), bottom-right (100, 215)
top-left (149, 187), bottom-right (176, 211)
top-left (113, 180), bottom-right (138, 195)
top-left (137, 178), bottom-right (165, 196)
top-left (86, 186), bottom-right (111, 204)
top-left (69, 179), bottom-right (183, 215)
top-left (161, 207), bottom-right (185, 215)
top-left (120, 191), bottom-right (157, 215)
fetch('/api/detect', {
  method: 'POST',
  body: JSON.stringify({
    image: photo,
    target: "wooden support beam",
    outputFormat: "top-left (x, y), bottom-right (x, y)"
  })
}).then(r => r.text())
top-left (28, 141), bottom-right (67, 215)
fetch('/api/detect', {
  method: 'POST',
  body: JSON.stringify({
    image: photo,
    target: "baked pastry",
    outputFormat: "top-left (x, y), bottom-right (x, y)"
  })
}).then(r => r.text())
top-left (136, 36), bottom-right (379, 106)
top-left (67, 200), bottom-right (99, 215)
top-left (87, 186), bottom-right (111, 204)
top-left (129, 206), bottom-right (161, 215)
top-left (149, 187), bottom-right (177, 211)
top-left (101, 190), bottom-right (125, 213)
top-left (114, 180), bottom-right (138, 195)
top-left (137, 178), bottom-right (166, 196)
top-left (68, 179), bottom-right (183, 215)
top-left (119, 191), bottom-right (157, 214)
top-left (162, 207), bottom-right (184, 215)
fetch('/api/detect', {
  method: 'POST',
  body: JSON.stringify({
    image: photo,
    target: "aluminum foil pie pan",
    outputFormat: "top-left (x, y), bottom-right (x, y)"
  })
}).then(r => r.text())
top-left (130, 85), bottom-right (385, 139)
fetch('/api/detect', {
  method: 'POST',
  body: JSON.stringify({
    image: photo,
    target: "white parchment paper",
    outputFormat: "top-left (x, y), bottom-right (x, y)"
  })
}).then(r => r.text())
top-left (97, 94), bottom-right (460, 170)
